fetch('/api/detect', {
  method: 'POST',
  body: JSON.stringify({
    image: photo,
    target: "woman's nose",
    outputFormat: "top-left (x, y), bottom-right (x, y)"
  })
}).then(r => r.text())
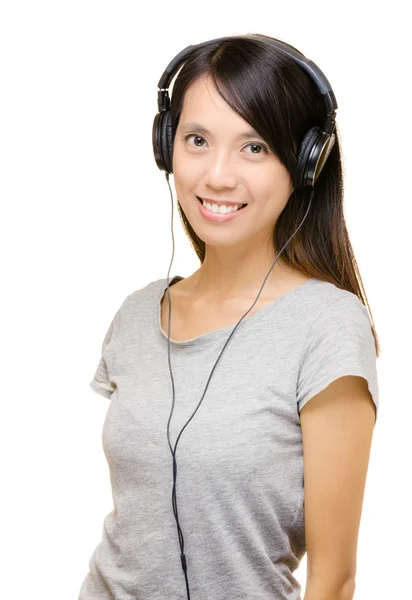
top-left (203, 153), bottom-right (238, 189)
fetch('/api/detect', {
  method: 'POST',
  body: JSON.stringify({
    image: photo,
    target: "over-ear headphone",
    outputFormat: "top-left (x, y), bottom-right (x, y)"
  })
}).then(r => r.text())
top-left (152, 35), bottom-right (339, 600)
top-left (152, 34), bottom-right (338, 188)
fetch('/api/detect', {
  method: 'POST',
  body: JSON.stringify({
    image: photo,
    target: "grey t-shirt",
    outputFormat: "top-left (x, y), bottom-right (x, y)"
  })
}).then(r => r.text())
top-left (78, 275), bottom-right (379, 600)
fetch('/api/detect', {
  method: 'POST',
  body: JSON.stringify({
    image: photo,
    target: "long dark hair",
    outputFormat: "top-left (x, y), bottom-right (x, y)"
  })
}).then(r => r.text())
top-left (169, 33), bottom-right (380, 357)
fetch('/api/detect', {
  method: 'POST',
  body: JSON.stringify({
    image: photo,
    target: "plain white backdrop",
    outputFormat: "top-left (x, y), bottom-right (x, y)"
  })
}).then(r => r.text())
top-left (1, 1), bottom-right (410, 599)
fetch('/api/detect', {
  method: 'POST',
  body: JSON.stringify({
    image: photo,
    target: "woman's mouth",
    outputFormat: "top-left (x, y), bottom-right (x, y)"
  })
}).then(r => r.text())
top-left (196, 196), bottom-right (248, 223)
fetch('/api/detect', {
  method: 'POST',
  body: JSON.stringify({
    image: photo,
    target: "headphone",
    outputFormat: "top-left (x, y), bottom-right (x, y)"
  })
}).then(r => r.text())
top-left (153, 34), bottom-right (338, 189)
top-left (151, 35), bottom-right (338, 599)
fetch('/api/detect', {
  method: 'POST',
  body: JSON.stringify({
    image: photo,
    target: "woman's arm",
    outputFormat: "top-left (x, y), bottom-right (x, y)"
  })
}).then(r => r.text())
top-left (300, 374), bottom-right (376, 600)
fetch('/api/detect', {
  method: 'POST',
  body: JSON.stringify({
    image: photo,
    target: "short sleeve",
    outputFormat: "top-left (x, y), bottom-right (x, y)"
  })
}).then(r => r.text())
top-left (89, 306), bottom-right (122, 399)
top-left (297, 296), bottom-right (379, 422)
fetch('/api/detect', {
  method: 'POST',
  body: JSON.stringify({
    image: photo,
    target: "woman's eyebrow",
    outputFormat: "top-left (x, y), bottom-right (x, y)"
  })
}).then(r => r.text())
top-left (181, 121), bottom-right (262, 140)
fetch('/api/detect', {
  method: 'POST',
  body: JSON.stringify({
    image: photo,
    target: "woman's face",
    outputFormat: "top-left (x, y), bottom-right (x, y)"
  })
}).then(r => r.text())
top-left (172, 74), bottom-right (294, 250)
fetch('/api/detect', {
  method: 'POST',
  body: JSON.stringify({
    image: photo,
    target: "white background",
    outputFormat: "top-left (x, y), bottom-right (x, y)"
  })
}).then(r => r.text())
top-left (1, 1), bottom-right (410, 599)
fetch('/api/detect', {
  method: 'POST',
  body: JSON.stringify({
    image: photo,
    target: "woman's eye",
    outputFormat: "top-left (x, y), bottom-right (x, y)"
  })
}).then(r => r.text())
top-left (185, 134), bottom-right (206, 148)
top-left (183, 134), bottom-right (267, 155)
top-left (244, 143), bottom-right (268, 155)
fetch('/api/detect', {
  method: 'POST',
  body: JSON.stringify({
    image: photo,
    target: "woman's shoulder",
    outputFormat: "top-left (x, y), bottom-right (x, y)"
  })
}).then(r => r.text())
top-left (124, 277), bottom-right (164, 304)
top-left (302, 278), bottom-right (370, 334)
top-left (307, 277), bottom-right (364, 305)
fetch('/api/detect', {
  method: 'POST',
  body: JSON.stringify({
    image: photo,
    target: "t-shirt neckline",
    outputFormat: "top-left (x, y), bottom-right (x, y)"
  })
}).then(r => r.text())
top-left (154, 275), bottom-right (316, 347)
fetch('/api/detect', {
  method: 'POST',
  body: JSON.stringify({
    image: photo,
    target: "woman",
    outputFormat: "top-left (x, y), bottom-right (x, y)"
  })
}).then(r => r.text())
top-left (79, 33), bottom-right (380, 600)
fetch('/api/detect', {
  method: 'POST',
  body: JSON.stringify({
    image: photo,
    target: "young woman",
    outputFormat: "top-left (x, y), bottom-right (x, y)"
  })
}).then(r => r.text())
top-left (79, 34), bottom-right (380, 600)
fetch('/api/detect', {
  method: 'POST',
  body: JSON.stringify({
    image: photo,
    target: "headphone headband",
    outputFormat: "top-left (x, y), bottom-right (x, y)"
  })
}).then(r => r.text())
top-left (156, 35), bottom-right (338, 134)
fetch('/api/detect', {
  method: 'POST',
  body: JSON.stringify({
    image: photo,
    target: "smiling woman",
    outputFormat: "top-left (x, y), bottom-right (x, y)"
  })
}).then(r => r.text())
top-left (80, 33), bottom-right (381, 600)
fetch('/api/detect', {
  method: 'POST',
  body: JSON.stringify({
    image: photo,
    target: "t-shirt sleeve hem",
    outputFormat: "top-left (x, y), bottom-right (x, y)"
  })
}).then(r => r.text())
top-left (297, 366), bottom-right (379, 423)
top-left (90, 378), bottom-right (114, 399)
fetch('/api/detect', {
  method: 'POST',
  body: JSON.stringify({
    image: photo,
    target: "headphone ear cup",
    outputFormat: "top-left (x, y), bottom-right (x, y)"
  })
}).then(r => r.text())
top-left (294, 126), bottom-right (321, 189)
top-left (152, 111), bottom-right (166, 172)
top-left (152, 110), bottom-right (174, 173)
top-left (162, 110), bottom-right (174, 174)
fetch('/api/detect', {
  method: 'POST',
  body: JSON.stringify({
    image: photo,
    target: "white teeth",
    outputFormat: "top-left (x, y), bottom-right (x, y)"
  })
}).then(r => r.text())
top-left (201, 199), bottom-right (242, 214)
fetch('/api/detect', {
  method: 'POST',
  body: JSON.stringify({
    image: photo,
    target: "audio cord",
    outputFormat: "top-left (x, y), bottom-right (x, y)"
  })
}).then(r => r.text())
top-left (163, 172), bottom-right (314, 599)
